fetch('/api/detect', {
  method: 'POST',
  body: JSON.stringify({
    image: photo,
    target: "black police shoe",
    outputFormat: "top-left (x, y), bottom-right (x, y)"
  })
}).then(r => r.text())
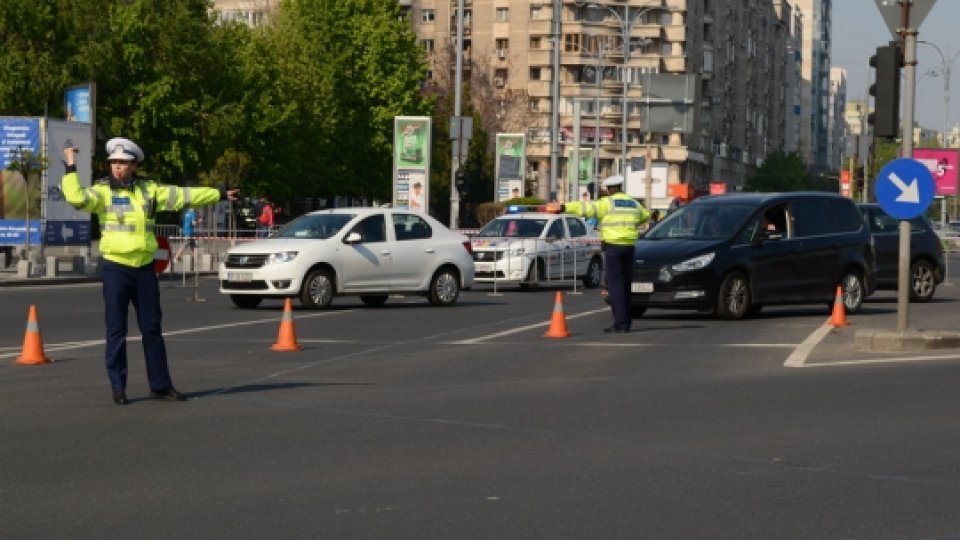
top-left (603, 326), bottom-right (629, 333)
top-left (149, 387), bottom-right (187, 401)
top-left (112, 391), bottom-right (129, 405)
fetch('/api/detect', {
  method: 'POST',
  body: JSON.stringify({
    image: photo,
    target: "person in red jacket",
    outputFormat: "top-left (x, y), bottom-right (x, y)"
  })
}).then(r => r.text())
top-left (257, 197), bottom-right (274, 238)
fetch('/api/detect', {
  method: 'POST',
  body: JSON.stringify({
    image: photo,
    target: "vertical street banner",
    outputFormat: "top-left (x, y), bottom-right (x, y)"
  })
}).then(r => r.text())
top-left (0, 118), bottom-right (42, 246)
top-left (913, 148), bottom-right (958, 197)
top-left (393, 116), bottom-right (431, 213)
top-left (495, 133), bottom-right (525, 202)
top-left (45, 119), bottom-right (93, 245)
top-left (567, 148), bottom-right (593, 186)
top-left (64, 84), bottom-right (93, 123)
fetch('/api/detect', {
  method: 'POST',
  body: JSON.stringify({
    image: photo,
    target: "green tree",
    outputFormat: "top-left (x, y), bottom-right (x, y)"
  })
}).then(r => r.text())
top-left (744, 151), bottom-right (815, 192)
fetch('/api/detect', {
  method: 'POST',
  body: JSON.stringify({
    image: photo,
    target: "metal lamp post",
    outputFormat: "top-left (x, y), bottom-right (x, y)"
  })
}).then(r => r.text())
top-left (570, 37), bottom-right (610, 199)
top-left (918, 40), bottom-right (960, 223)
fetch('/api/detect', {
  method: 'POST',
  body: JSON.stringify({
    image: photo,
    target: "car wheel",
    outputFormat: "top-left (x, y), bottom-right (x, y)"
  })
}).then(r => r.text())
top-left (360, 295), bottom-right (389, 307)
top-left (581, 256), bottom-right (603, 288)
top-left (909, 260), bottom-right (937, 302)
top-left (715, 272), bottom-right (750, 320)
top-left (300, 269), bottom-right (334, 309)
top-left (839, 270), bottom-right (865, 313)
top-left (428, 267), bottom-right (460, 306)
top-left (230, 295), bottom-right (262, 309)
top-left (520, 259), bottom-right (545, 291)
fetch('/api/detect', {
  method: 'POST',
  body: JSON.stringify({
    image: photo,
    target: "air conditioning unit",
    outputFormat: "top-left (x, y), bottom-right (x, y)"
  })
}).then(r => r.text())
top-left (494, 77), bottom-right (505, 88)
top-left (497, 49), bottom-right (507, 59)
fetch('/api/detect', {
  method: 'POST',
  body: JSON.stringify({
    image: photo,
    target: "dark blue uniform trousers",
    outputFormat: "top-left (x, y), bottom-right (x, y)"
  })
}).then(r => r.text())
top-left (101, 260), bottom-right (173, 393)
top-left (603, 243), bottom-right (635, 331)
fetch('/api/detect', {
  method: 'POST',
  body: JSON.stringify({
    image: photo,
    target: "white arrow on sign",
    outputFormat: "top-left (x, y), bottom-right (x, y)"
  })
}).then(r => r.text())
top-left (888, 171), bottom-right (920, 203)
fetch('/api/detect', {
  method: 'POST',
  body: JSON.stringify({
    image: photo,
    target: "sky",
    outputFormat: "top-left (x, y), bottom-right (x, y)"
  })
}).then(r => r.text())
top-left (831, 0), bottom-right (960, 134)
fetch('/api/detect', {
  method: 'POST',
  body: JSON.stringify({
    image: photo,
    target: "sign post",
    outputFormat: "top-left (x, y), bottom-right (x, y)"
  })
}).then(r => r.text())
top-left (875, 158), bottom-right (935, 332)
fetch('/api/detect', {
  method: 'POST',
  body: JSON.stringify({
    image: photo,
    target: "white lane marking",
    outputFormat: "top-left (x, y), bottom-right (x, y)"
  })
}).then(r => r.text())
top-left (0, 310), bottom-right (357, 359)
top-left (450, 307), bottom-right (609, 344)
top-left (801, 353), bottom-right (960, 368)
top-left (783, 321), bottom-right (833, 368)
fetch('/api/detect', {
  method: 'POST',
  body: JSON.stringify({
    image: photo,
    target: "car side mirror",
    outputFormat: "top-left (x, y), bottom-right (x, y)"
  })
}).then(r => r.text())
top-left (344, 231), bottom-right (362, 244)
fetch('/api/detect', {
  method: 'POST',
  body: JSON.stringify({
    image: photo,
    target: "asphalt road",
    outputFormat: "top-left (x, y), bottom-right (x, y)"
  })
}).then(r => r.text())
top-left (2, 274), bottom-right (960, 539)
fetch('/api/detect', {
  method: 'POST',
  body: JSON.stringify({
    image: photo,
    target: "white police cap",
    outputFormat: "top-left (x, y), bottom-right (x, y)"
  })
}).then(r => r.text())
top-left (106, 137), bottom-right (144, 163)
top-left (602, 175), bottom-right (624, 187)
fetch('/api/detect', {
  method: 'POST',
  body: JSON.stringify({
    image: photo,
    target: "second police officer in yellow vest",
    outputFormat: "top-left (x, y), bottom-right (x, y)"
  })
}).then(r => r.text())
top-left (550, 175), bottom-right (649, 333)
top-left (62, 137), bottom-right (238, 405)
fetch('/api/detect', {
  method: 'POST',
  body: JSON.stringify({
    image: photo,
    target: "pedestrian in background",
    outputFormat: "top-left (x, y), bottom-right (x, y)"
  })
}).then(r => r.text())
top-left (62, 137), bottom-right (238, 405)
top-left (550, 175), bottom-right (649, 333)
top-left (257, 196), bottom-right (274, 238)
top-left (174, 206), bottom-right (200, 262)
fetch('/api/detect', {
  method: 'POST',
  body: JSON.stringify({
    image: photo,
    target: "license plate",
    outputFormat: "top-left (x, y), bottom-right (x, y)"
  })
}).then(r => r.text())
top-left (475, 262), bottom-right (494, 272)
top-left (631, 282), bottom-right (653, 293)
top-left (228, 272), bottom-right (253, 282)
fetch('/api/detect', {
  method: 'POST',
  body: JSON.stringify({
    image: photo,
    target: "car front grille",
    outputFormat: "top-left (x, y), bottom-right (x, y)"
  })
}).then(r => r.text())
top-left (219, 280), bottom-right (270, 290)
top-left (225, 254), bottom-right (269, 269)
top-left (473, 251), bottom-right (504, 262)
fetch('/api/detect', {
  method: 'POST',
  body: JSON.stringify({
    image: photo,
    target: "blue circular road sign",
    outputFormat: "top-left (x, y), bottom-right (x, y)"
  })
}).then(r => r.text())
top-left (874, 157), bottom-right (935, 220)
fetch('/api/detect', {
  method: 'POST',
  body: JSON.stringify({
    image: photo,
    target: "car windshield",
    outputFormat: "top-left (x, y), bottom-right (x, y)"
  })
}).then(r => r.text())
top-left (646, 203), bottom-right (755, 240)
top-left (274, 213), bottom-right (356, 239)
top-left (477, 217), bottom-right (547, 238)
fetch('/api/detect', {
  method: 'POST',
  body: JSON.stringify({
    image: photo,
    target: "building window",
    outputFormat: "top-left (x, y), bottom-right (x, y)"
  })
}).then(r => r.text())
top-left (531, 6), bottom-right (542, 20)
top-left (421, 9), bottom-right (435, 23)
top-left (530, 67), bottom-right (542, 80)
top-left (529, 99), bottom-right (541, 112)
top-left (530, 37), bottom-right (542, 49)
top-left (422, 39), bottom-right (434, 53)
top-left (496, 39), bottom-right (509, 51)
top-left (496, 7), bottom-right (509, 21)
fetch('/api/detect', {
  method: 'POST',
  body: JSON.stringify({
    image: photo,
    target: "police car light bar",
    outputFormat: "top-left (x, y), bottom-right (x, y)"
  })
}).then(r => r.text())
top-left (504, 204), bottom-right (549, 214)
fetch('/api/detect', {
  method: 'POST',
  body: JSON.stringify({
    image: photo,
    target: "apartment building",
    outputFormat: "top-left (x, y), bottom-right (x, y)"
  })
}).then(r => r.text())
top-left (794, 0), bottom-right (832, 172)
top-left (409, 0), bottom-right (807, 205)
top-left (828, 67), bottom-right (847, 171)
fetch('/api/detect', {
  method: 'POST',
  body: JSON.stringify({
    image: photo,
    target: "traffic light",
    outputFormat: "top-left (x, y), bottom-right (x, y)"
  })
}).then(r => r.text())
top-left (868, 43), bottom-right (902, 139)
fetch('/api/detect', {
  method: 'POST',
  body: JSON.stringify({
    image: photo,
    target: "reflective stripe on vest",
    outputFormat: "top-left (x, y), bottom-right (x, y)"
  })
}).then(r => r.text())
top-left (101, 223), bottom-right (156, 233)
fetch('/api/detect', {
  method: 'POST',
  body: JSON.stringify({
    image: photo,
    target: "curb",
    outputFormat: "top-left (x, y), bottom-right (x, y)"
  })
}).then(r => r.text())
top-left (854, 329), bottom-right (960, 352)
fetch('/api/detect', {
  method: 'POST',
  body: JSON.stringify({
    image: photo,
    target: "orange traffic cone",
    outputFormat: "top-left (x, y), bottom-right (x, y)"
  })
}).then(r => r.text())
top-left (16, 305), bottom-right (52, 365)
top-left (829, 286), bottom-right (848, 327)
top-left (271, 298), bottom-right (304, 351)
top-left (544, 291), bottom-right (571, 338)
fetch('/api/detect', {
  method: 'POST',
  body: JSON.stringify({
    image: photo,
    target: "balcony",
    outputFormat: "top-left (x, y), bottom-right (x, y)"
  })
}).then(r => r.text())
top-left (661, 56), bottom-right (686, 72)
top-left (664, 25), bottom-right (685, 42)
top-left (662, 145), bottom-right (689, 163)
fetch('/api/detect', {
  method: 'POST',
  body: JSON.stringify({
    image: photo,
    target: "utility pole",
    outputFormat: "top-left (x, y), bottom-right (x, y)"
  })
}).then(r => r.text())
top-left (449, 0), bottom-right (464, 228)
top-left (549, 0), bottom-right (562, 201)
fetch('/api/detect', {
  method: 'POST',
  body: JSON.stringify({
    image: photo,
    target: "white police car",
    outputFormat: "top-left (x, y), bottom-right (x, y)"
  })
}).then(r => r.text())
top-left (471, 206), bottom-right (602, 289)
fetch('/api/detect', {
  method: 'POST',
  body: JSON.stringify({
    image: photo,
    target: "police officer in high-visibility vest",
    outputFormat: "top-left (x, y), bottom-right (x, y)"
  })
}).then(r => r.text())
top-left (550, 175), bottom-right (649, 332)
top-left (62, 138), bottom-right (238, 405)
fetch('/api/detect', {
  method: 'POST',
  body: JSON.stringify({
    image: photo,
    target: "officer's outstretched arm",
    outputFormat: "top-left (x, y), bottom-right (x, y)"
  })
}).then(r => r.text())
top-left (153, 184), bottom-right (223, 212)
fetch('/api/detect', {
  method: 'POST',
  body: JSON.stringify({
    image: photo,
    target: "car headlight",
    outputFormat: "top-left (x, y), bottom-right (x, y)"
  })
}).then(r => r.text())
top-left (670, 252), bottom-right (715, 273)
top-left (266, 251), bottom-right (298, 265)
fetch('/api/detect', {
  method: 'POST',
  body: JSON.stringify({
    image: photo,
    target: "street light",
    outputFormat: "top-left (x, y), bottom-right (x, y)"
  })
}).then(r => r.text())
top-left (918, 40), bottom-right (960, 223)
top-left (587, 2), bottom-right (673, 205)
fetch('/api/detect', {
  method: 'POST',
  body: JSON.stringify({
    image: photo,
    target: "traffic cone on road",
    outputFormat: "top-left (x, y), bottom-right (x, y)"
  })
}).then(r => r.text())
top-left (544, 291), bottom-right (571, 338)
top-left (271, 298), bottom-right (304, 352)
top-left (829, 286), bottom-right (848, 327)
top-left (16, 305), bottom-right (52, 365)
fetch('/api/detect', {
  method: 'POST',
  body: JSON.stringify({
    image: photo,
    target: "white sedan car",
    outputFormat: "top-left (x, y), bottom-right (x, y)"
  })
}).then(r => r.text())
top-left (471, 208), bottom-right (602, 289)
top-left (219, 208), bottom-right (475, 309)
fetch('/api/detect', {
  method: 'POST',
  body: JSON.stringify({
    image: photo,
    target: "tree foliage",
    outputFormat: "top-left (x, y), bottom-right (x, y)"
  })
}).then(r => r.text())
top-left (0, 0), bottom-right (429, 204)
top-left (744, 151), bottom-right (816, 192)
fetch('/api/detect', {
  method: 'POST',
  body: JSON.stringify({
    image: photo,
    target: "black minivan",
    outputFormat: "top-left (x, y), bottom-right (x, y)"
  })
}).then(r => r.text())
top-left (630, 192), bottom-right (877, 319)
